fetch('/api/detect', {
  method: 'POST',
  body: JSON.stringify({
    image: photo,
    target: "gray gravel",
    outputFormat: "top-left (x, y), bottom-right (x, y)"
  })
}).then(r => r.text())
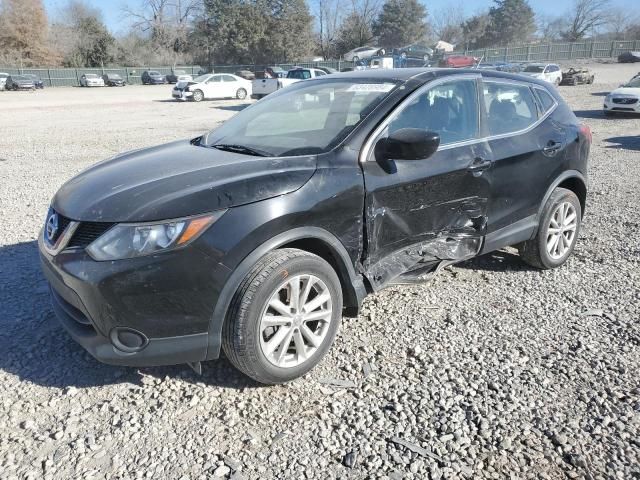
top-left (1, 68), bottom-right (639, 480)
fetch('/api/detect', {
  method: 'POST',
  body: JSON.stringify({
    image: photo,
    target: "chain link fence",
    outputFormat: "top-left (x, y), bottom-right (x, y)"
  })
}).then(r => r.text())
top-left (456, 39), bottom-right (640, 63)
top-left (1, 40), bottom-right (639, 88)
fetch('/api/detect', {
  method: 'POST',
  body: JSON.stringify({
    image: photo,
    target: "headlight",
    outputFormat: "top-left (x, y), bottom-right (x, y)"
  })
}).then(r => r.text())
top-left (86, 211), bottom-right (226, 261)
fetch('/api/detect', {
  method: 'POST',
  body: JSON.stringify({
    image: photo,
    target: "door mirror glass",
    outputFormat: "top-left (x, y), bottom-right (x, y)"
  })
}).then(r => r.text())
top-left (375, 128), bottom-right (440, 161)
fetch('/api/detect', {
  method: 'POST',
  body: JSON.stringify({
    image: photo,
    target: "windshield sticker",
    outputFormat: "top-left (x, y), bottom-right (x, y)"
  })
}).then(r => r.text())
top-left (347, 83), bottom-right (395, 93)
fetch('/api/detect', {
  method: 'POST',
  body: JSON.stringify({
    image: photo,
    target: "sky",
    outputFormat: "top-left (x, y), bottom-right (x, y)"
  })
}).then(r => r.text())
top-left (42, 0), bottom-right (637, 35)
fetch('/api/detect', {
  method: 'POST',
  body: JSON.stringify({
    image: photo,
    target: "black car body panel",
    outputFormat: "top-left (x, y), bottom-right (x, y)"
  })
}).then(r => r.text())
top-left (103, 74), bottom-right (125, 86)
top-left (142, 71), bottom-right (167, 84)
top-left (52, 139), bottom-right (317, 222)
top-left (39, 68), bottom-right (590, 367)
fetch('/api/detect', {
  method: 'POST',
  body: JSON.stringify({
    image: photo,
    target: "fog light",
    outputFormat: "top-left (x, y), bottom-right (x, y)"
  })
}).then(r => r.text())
top-left (110, 327), bottom-right (148, 353)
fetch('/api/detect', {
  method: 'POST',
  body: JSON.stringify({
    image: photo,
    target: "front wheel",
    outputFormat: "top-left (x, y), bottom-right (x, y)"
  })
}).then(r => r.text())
top-left (236, 88), bottom-right (247, 100)
top-left (222, 248), bottom-right (343, 384)
top-left (191, 89), bottom-right (204, 102)
top-left (518, 188), bottom-right (581, 269)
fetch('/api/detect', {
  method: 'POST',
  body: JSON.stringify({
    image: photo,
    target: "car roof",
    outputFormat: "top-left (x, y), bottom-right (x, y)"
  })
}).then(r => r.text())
top-left (326, 67), bottom-right (554, 88)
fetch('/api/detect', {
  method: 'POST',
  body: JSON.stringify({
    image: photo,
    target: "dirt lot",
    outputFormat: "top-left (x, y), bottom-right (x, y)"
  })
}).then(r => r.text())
top-left (0, 63), bottom-right (639, 480)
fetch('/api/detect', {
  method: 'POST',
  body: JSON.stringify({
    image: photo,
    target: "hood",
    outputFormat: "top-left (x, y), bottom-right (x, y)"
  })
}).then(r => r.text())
top-left (609, 87), bottom-right (640, 97)
top-left (176, 80), bottom-right (194, 88)
top-left (52, 139), bottom-right (317, 223)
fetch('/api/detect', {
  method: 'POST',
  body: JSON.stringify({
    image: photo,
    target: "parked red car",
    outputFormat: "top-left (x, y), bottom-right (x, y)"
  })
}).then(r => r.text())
top-left (439, 55), bottom-right (478, 68)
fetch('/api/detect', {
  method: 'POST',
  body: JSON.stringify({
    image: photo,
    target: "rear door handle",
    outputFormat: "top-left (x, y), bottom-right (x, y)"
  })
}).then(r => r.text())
top-left (468, 157), bottom-right (492, 176)
top-left (543, 140), bottom-right (563, 155)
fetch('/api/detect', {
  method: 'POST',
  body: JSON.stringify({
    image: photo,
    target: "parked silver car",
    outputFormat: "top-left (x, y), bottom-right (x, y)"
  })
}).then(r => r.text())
top-left (343, 46), bottom-right (382, 62)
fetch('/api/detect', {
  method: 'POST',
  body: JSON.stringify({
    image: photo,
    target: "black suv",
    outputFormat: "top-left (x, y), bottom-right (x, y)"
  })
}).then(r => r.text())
top-left (39, 69), bottom-right (590, 384)
top-left (141, 70), bottom-right (166, 85)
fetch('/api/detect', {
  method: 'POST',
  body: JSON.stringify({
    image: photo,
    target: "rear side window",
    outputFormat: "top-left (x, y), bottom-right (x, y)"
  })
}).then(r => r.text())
top-left (483, 82), bottom-right (538, 136)
top-left (388, 79), bottom-right (479, 145)
top-left (222, 75), bottom-right (236, 82)
top-left (534, 87), bottom-right (556, 114)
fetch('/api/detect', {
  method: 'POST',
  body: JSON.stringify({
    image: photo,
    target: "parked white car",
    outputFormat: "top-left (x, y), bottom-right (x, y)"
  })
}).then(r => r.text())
top-left (80, 74), bottom-right (105, 87)
top-left (0, 72), bottom-right (8, 91)
top-left (521, 63), bottom-right (562, 85)
top-left (603, 75), bottom-right (640, 115)
top-left (172, 73), bottom-right (251, 102)
top-left (343, 46), bottom-right (381, 62)
top-left (252, 68), bottom-right (329, 98)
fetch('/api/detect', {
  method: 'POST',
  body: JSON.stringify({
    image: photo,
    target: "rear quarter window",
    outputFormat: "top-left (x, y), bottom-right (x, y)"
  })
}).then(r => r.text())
top-left (483, 81), bottom-right (538, 136)
top-left (534, 87), bottom-right (557, 114)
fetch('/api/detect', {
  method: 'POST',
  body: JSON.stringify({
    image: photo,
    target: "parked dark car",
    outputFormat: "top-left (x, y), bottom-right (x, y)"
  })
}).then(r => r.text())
top-left (234, 69), bottom-right (256, 80)
top-left (141, 71), bottom-right (167, 85)
top-left (5, 75), bottom-right (35, 90)
top-left (394, 43), bottom-right (434, 61)
top-left (560, 67), bottom-right (594, 86)
top-left (39, 69), bottom-right (590, 384)
top-left (102, 73), bottom-right (126, 87)
top-left (23, 74), bottom-right (44, 89)
top-left (166, 70), bottom-right (187, 83)
top-left (618, 51), bottom-right (640, 63)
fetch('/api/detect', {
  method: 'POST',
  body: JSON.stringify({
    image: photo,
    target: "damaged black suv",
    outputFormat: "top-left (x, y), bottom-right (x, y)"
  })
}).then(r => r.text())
top-left (40, 69), bottom-right (591, 384)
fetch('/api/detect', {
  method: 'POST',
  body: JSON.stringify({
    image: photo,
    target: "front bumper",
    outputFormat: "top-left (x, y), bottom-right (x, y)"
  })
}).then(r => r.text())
top-left (38, 229), bottom-right (230, 367)
top-left (172, 89), bottom-right (193, 100)
top-left (603, 98), bottom-right (640, 113)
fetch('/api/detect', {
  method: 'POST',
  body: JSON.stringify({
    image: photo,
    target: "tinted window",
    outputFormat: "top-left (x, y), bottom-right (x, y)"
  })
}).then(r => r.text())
top-left (288, 70), bottom-right (311, 80)
top-left (524, 65), bottom-right (544, 73)
top-left (483, 82), bottom-right (538, 136)
top-left (534, 88), bottom-right (556, 114)
top-left (314, 70), bottom-right (326, 76)
top-left (222, 75), bottom-right (236, 82)
top-left (208, 75), bottom-right (223, 83)
top-left (388, 79), bottom-right (479, 145)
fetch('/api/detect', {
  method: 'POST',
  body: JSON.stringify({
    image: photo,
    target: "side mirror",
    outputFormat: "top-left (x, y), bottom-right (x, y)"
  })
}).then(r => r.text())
top-left (375, 128), bottom-right (440, 163)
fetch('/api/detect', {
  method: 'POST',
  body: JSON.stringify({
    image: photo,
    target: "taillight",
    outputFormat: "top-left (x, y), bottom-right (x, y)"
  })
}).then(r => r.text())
top-left (579, 123), bottom-right (592, 144)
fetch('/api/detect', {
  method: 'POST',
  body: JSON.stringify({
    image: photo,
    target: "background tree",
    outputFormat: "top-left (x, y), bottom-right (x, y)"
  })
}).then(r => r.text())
top-left (430, 5), bottom-right (465, 45)
top-left (461, 14), bottom-right (492, 49)
top-left (538, 14), bottom-right (566, 42)
top-left (561, 0), bottom-right (611, 41)
top-left (372, 0), bottom-right (428, 48)
top-left (316, 0), bottom-right (343, 59)
top-left (50, 1), bottom-right (114, 67)
top-left (0, 0), bottom-right (58, 65)
top-left (485, 0), bottom-right (536, 46)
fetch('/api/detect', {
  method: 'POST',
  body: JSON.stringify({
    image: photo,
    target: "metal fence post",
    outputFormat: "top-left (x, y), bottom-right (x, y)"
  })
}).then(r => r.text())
top-left (526, 45), bottom-right (531, 61)
top-left (47, 69), bottom-right (52, 88)
top-left (547, 44), bottom-right (552, 61)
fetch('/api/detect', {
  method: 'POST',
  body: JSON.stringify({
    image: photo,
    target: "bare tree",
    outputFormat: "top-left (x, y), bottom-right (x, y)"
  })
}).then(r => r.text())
top-left (538, 14), bottom-right (566, 42)
top-left (430, 4), bottom-right (465, 44)
top-left (603, 8), bottom-right (640, 40)
top-left (562, 0), bottom-right (611, 41)
top-left (316, 0), bottom-right (344, 59)
top-left (122, 0), bottom-right (201, 65)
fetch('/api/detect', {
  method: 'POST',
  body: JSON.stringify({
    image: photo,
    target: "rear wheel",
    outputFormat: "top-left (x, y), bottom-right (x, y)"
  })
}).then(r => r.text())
top-left (518, 188), bottom-right (581, 269)
top-left (236, 88), bottom-right (247, 100)
top-left (191, 89), bottom-right (204, 102)
top-left (222, 248), bottom-right (343, 384)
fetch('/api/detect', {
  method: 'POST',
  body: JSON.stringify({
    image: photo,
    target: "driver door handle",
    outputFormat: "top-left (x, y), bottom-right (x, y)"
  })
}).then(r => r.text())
top-left (468, 157), bottom-right (492, 176)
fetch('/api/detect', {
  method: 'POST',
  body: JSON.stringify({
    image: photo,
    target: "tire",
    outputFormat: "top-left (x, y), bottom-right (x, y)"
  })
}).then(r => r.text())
top-left (191, 89), bottom-right (204, 102)
top-left (518, 188), bottom-right (581, 270)
top-left (236, 88), bottom-right (247, 100)
top-left (222, 248), bottom-right (343, 384)
top-left (589, 76), bottom-right (594, 84)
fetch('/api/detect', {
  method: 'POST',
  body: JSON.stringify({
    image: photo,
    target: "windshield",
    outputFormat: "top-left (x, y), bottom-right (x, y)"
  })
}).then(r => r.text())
top-left (524, 65), bottom-right (544, 73)
top-left (623, 78), bottom-right (640, 88)
top-left (288, 70), bottom-right (311, 79)
top-left (192, 74), bottom-right (211, 83)
top-left (202, 79), bottom-right (398, 157)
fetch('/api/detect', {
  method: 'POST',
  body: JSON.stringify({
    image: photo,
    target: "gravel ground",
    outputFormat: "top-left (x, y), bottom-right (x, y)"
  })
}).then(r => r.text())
top-left (1, 65), bottom-right (639, 480)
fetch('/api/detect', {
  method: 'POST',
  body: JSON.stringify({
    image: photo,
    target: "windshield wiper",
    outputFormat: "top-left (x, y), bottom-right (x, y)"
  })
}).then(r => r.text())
top-left (211, 144), bottom-right (269, 157)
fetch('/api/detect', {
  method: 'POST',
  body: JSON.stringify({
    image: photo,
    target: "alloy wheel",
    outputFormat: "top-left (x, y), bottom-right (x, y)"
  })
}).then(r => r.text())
top-left (259, 274), bottom-right (333, 368)
top-left (546, 202), bottom-right (578, 259)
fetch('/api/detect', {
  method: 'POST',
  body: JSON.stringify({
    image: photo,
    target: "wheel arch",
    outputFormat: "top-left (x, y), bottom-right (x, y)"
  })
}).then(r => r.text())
top-left (205, 227), bottom-right (367, 361)
top-left (534, 170), bottom-right (587, 235)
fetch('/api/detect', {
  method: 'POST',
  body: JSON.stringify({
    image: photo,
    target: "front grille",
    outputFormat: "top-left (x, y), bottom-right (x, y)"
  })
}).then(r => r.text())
top-left (612, 97), bottom-right (638, 105)
top-left (67, 222), bottom-right (115, 248)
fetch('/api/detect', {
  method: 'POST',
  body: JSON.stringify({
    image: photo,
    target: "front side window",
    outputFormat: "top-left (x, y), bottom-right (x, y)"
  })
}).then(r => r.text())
top-left (207, 75), bottom-right (222, 83)
top-left (203, 80), bottom-right (397, 157)
top-left (387, 79), bottom-right (479, 145)
top-left (483, 81), bottom-right (538, 136)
